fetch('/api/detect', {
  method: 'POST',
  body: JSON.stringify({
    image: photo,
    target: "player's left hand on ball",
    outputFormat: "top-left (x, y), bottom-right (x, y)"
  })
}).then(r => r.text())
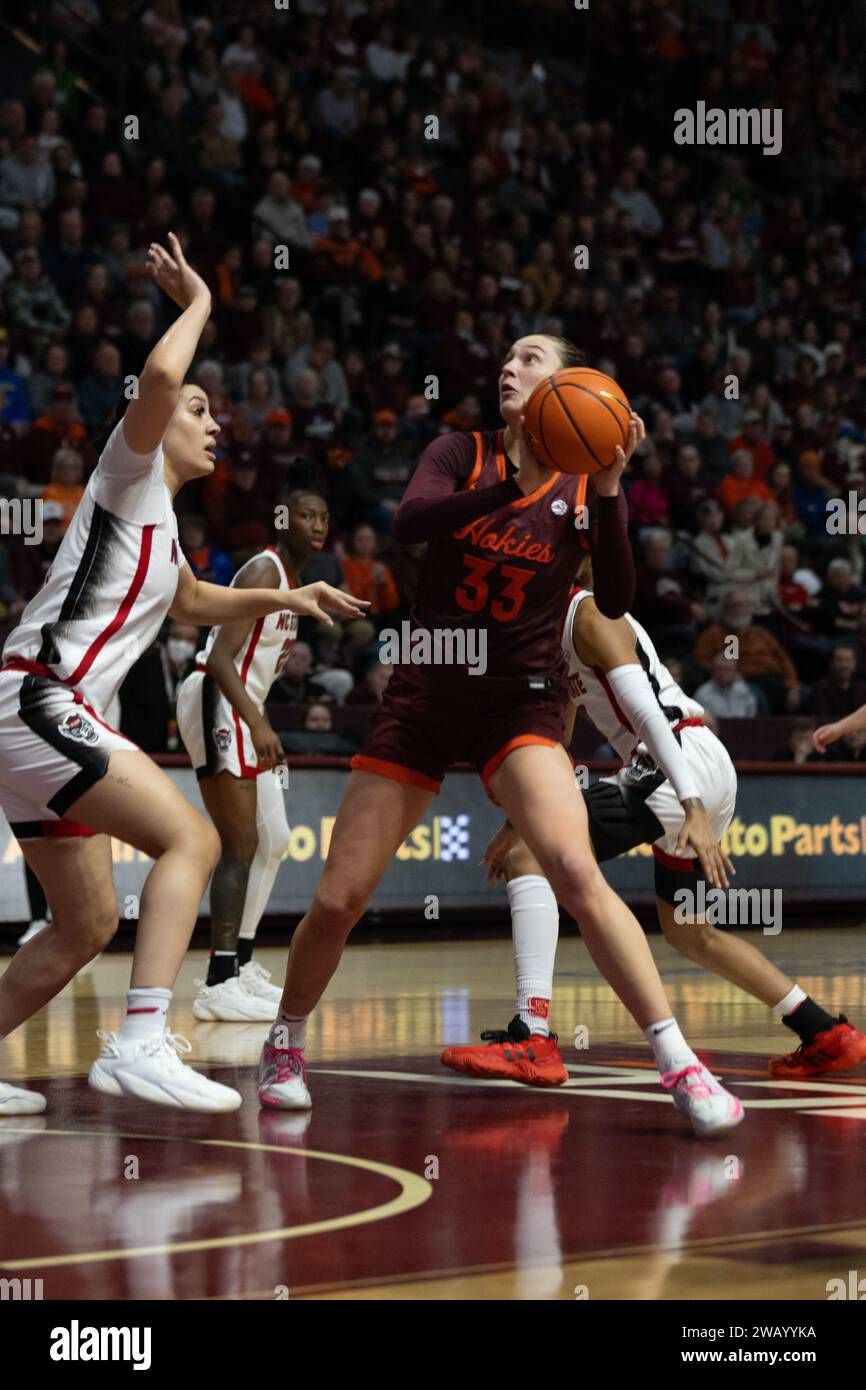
top-left (283, 582), bottom-right (371, 627)
top-left (596, 413), bottom-right (645, 497)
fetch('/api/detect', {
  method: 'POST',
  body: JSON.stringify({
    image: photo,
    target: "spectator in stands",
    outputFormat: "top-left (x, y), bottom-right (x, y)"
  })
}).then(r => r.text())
top-left (26, 342), bottom-right (70, 418)
top-left (810, 557), bottom-right (865, 642)
top-left (811, 643), bottom-right (866, 724)
top-left (689, 498), bottom-right (728, 617)
top-left (666, 442), bottom-right (713, 532)
top-left (340, 411), bottom-right (415, 532)
top-left (0, 326), bottom-right (30, 429)
top-left (694, 653), bottom-right (759, 720)
top-left (205, 447), bottom-right (273, 554)
top-left (253, 169), bottom-right (313, 252)
top-left (279, 700), bottom-right (359, 756)
top-left (21, 381), bottom-right (93, 485)
top-left (694, 591), bottom-right (801, 714)
top-left (41, 445), bottom-right (84, 528)
top-left (632, 528), bottom-right (704, 656)
top-left (687, 406), bottom-right (731, 484)
top-left (716, 448), bottom-right (774, 518)
top-left (4, 247), bottom-right (70, 353)
top-left (792, 450), bottom-right (833, 538)
top-left (340, 523), bottom-right (400, 618)
top-left (0, 132), bottom-right (55, 222)
top-left (9, 497), bottom-right (65, 600)
top-left (76, 339), bottom-right (123, 433)
top-left (179, 514), bottom-right (234, 587)
top-left (627, 453), bottom-right (670, 532)
top-left (275, 641), bottom-right (343, 705)
top-left (235, 364), bottom-right (284, 440)
top-left (767, 459), bottom-right (797, 528)
top-left (728, 407), bottom-right (775, 480)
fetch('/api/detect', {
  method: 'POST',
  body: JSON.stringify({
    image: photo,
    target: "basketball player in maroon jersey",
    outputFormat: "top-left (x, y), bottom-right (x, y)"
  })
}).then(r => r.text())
top-left (257, 334), bottom-right (745, 1136)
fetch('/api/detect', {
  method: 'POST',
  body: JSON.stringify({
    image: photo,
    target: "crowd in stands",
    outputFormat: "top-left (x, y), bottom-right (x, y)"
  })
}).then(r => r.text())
top-left (1, 0), bottom-right (865, 758)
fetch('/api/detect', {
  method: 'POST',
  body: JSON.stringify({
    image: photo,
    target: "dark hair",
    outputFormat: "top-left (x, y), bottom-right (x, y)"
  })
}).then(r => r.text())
top-left (279, 487), bottom-right (327, 510)
top-left (546, 336), bottom-right (586, 369)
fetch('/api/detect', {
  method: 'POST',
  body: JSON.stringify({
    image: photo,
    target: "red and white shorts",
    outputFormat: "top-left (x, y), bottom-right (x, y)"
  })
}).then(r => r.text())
top-left (0, 662), bottom-right (136, 839)
top-left (176, 669), bottom-right (263, 781)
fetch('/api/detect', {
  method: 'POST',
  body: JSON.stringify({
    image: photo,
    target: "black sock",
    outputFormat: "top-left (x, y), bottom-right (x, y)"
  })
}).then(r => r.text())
top-left (237, 938), bottom-right (254, 968)
top-left (207, 950), bottom-right (238, 987)
top-left (782, 997), bottom-right (837, 1045)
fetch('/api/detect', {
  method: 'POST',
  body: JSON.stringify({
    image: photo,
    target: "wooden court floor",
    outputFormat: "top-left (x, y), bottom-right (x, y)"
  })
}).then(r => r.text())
top-left (1, 929), bottom-right (866, 1300)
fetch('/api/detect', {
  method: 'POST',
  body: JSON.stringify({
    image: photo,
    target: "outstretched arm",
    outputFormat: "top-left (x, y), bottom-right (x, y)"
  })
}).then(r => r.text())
top-left (170, 564), bottom-right (370, 628)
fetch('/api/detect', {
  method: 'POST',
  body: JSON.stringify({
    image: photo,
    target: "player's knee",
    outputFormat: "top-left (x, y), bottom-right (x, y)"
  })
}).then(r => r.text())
top-left (545, 847), bottom-right (603, 911)
top-left (311, 878), bottom-right (368, 935)
top-left (659, 902), bottom-right (715, 957)
top-left (54, 900), bottom-right (118, 958)
top-left (194, 821), bottom-right (222, 874)
top-left (220, 828), bottom-right (259, 868)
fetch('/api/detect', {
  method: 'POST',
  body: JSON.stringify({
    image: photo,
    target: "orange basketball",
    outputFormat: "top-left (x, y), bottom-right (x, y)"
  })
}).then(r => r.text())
top-left (523, 367), bottom-right (631, 475)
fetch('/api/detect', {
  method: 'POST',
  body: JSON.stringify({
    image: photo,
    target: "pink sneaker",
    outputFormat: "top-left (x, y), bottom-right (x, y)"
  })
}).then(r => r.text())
top-left (258, 1041), bottom-right (312, 1110)
top-left (661, 1063), bottom-right (744, 1137)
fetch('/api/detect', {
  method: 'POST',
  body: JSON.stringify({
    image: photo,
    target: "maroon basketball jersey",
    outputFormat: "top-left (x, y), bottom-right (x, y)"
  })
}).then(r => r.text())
top-left (411, 430), bottom-right (589, 680)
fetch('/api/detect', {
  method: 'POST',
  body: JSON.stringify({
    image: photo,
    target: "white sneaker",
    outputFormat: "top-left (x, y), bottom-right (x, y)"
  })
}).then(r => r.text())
top-left (88, 1030), bottom-right (242, 1113)
top-left (17, 918), bottom-right (48, 946)
top-left (0, 1080), bottom-right (47, 1115)
top-left (240, 960), bottom-right (283, 1005)
top-left (193, 973), bottom-right (277, 1022)
top-left (662, 1062), bottom-right (744, 1137)
top-left (258, 1040), bottom-right (312, 1110)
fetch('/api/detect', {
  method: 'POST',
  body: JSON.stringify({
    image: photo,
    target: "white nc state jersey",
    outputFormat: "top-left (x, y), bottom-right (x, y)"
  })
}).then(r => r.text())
top-left (561, 586), bottom-right (703, 764)
top-left (199, 546), bottom-right (297, 704)
top-left (3, 419), bottom-right (184, 715)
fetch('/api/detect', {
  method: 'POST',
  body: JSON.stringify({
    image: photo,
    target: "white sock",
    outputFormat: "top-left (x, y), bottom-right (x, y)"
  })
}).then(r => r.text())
top-left (270, 1009), bottom-right (307, 1050)
top-left (120, 987), bottom-right (172, 1043)
top-left (644, 1018), bottom-right (700, 1075)
top-left (508, 874), bottom-right (559, 1038)
top-left (772, 984), bottom-right (806, 1020)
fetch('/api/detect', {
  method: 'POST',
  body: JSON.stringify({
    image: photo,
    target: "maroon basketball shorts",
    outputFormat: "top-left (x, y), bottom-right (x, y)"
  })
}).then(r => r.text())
top-left (351, 665), bottom-right (567, 801)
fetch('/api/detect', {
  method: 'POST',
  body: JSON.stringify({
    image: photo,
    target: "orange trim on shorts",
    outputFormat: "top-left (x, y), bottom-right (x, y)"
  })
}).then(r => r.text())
top-left (463, 432), bottom-right (484, 491)
top-left (350, 754), bottom-right (441, 793)
top-left (652, 845), bottom-right (695, 871)
top-left (481, 734), bottom-right (560, 788)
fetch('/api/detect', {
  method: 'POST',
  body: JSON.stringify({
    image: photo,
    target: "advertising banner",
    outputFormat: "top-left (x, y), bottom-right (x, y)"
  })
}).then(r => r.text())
top-left (1, 766), bottom-right (865, 922)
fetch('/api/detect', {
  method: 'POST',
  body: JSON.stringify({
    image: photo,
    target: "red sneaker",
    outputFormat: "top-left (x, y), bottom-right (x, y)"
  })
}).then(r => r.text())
top-left (440, 1015), bottom-right (568, 1087)
top-left (769, 1017), bottom-right (866, 1079)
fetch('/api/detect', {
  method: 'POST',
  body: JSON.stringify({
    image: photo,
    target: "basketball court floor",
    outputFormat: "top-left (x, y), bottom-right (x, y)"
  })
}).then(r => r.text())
top-left (1, 929), bottom-right (865, 1301)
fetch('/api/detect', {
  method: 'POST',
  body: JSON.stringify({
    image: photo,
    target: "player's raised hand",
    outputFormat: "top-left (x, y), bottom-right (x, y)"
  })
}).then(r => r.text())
top-left (280, 582), bottom-right (371, 627)
top-left (146, 232), bottom-right (211, 309)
